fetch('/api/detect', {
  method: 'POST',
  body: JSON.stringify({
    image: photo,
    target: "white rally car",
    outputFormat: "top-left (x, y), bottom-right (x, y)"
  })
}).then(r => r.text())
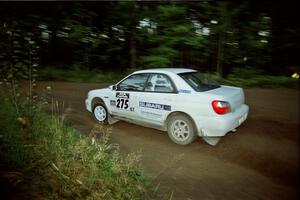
top-left (85, 68), bottom-right (249, 145)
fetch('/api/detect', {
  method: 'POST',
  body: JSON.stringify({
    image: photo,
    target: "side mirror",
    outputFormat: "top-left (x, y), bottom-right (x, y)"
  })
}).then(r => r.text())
top-left (109, 85), bottom-right (116, 90)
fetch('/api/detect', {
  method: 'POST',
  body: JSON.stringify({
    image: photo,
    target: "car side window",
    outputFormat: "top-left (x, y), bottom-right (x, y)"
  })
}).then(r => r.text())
top-left (144, 74), bottom-right (175, 93)
top-left (117, 73), bottom-right (149, 91)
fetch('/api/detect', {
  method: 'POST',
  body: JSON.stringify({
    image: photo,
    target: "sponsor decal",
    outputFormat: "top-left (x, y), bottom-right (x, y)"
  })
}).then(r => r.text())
top-left (116, 92), bottom-right (129, 99)
top-left (110, 100), bottom-right (116, 106)
top-left (178, 89), bottom-right (191, 94)
top-left (116, 92), bottom-right (129, 109)
top-left (139, 101), bottom-right (171, 111)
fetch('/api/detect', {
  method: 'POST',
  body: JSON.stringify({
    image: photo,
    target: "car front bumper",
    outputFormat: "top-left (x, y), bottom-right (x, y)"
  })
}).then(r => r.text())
top-left (85, 98), bottom-right (92, 112)
top-left (196, 104), bottom-right (249, 137)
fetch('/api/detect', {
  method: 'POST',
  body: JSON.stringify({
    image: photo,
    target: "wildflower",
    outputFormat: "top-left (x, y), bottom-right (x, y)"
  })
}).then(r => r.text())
top-left (291, 73), bottom-right (299, 79)
top-left (17, 117), bottom-right (27, 126)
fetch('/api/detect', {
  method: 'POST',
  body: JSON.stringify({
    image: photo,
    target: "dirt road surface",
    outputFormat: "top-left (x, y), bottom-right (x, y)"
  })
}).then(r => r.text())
top-left (36, 82), bottom-right (299, 200)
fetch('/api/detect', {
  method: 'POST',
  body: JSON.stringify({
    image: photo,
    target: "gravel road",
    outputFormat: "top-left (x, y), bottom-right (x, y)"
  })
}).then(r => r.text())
top-left (36, 81), bottom-right (299, 200)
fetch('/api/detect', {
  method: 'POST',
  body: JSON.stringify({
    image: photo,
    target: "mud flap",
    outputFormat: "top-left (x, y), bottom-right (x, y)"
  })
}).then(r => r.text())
top-left (202, 136), bottom-right (222, 146)
top-left (108, 114), bottom-right (119, 125)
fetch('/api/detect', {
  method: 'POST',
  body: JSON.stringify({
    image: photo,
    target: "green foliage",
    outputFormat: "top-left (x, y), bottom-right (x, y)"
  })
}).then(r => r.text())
top-left (140, 4), bottom-right (205, 68)
top-left (141, 45), bottom-right (178, 67)
top-left (208, 67), bottom-right (299, 88)
top-left (141, 55), bottom-right (172, 68)
top-left (0, 23), bottom-right (154, 197)
top-left (239, 14), bottom-right (271, 67)
top-left (0, 24), bottom-right (40, 117)
top-left (156, 4), bottom-right (186, 21)
top-left (0, 91), bottom-right (153, 199)
top-left (0, 2), bottom-right (297, 80)
top-left (0, 96), bottom-right (29, 168)
top-left (39, 66), bottom-right (298, 89)
top-left (38, 67), bottom-right (123, 83)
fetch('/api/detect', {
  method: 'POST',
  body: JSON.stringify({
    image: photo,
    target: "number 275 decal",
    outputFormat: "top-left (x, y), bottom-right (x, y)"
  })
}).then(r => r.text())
top-left (116, 98), bottom-right (129, 109)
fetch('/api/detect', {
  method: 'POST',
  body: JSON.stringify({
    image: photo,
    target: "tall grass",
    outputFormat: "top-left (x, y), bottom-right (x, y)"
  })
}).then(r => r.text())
top-left (38, 67), bottom-right (123, 83)
top-left (208, 67), bottom-right (299, 88)
top-left (0, 91), bottom-right (153, 199)
top-left (0, 25), bottom-right (152, 199)
top-left (38, 66), bottom-right (299, 89)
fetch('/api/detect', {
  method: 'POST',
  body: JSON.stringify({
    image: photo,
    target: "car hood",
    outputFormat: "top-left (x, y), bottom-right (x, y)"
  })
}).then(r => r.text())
top-left (88, 87), bottom-right (111, 97)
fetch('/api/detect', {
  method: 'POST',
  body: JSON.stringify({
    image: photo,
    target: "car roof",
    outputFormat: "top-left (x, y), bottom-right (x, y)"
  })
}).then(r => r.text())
top-left (133, 68), bottom-right (197, 75)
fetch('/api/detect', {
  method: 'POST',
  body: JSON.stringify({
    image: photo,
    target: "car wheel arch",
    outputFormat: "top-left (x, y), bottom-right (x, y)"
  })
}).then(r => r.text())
top-left (165, 111), bottom-right (198, 134)
top-left (92, 97), bottom-right (106, 110)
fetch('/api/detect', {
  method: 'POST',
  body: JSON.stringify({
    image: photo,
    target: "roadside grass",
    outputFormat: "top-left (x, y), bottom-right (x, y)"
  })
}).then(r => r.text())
top-left (0, 92), bottom-right (153, 199)
top-left (38, 67), bottom-right (124, 83)
top-left (207, 67), bottom-right (299, 89)
top-left (208, 73), bottom-right (299, 89)
top-left (39, 67), bottom-right (299, 88)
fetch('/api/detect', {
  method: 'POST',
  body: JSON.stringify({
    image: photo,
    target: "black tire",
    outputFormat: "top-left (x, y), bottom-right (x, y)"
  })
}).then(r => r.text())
top-left (167, 114), bottom-right (197, 145)
top-left (92, 103), bottom-right (108, 124)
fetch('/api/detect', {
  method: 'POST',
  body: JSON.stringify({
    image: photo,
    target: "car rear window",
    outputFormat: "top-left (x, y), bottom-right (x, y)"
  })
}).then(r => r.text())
top-left (179, 72), bottom-right (220, 92)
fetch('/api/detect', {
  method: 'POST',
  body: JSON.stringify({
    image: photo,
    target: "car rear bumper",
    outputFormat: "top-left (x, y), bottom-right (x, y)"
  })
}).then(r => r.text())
top-left (196, 104), bottom-right (249, 137)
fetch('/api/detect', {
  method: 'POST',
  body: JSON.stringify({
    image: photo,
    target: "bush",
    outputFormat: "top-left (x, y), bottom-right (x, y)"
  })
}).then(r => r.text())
top-left (38, 67), bottom-right (123, 83)
top-left (207, 67), bottom-right (299, 88)
top-left (0, 91), bottom-right (153, 199)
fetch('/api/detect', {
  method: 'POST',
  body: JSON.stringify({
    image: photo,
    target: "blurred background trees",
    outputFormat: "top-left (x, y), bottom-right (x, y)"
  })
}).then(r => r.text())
top-left (0, 1), bottom-right (298, 77)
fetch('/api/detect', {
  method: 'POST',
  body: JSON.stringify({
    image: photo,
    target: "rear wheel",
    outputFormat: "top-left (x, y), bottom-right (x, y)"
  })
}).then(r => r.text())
top-left (167, 114), bottom-right (196, 145)
top-left (93, 103), bottom-right (108, 124)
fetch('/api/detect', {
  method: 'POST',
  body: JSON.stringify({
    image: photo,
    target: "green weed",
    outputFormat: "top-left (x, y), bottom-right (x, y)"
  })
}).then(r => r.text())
top-left (38, 67), bottom-right (123, 83)
top-left (207, 67), bottom-right (299, 88)
top-left (38, 66), bottom-right (299, 88)
top-left (0, 93), bottom-right (153, 199)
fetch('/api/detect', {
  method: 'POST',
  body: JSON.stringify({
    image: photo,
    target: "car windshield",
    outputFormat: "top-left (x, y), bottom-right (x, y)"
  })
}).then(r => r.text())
top-left (179, 72), bottom-right (220, 92)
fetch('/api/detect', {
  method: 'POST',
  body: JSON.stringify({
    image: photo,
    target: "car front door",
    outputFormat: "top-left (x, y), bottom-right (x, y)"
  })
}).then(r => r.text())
top-left (110, 73), bottom-right (149, 120)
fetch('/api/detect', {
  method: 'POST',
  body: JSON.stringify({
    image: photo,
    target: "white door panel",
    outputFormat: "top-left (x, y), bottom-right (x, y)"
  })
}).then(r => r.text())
top-left (110, 91), bottom-right (139, 118)
top-left (137, 93), bottom-right (176, 125)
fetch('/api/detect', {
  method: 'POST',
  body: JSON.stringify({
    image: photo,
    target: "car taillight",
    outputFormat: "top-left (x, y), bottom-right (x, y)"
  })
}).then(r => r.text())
top-left (212, 100), bottom-right (231, 115)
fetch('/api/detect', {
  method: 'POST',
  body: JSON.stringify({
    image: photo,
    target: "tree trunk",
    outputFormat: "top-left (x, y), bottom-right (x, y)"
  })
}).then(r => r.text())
top-left (130, 35), bottom-right (136, 68)
top-left (217, 31), bottom-right (224, 77)
top-left (216, 1), bottom-right (227, 78)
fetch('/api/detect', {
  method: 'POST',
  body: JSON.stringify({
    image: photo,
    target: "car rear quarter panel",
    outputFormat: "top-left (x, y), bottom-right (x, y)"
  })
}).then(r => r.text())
top-left (163, 92), bottom-right (218, 130)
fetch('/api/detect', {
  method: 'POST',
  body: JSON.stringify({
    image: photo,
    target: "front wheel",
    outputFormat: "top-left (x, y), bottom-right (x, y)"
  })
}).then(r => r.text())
top-left (93, 103), bottom-right (108, 124)
top-left (167, 114), bottom-right (196, 145)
